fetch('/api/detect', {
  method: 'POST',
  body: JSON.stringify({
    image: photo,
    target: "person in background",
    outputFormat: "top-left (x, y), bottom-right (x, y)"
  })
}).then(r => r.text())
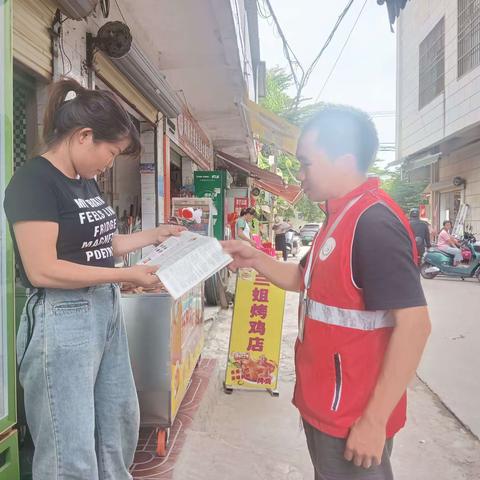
top-left (4, 78), bottom-right (184, 480)
top-left (235, 207), bottom-right (256, 247)
top-left (273, 217), bottom-right (291, 261)
top-left (222, 104), bottom-right (430, 480)
top-left (409, 208), bottom-right (431, 263)
top-left (437, 220), bottom-right (463, 266)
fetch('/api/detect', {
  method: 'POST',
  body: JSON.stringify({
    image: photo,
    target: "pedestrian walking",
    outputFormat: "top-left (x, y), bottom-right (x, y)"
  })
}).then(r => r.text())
top-left (409, 208), bottom-right (431, 263)
top-left (273, 217), bottom-right (291, 261)
top-left (4, 78), bottom-right (184, 480)
top-left (222, 104), bottom-right (431, 480)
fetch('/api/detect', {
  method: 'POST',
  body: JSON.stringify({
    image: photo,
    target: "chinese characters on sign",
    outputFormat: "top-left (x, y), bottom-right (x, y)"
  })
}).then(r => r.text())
top-left (178, 108), bottom-right (213, 170)
top-left (225, 269), bottom-right (286, 391)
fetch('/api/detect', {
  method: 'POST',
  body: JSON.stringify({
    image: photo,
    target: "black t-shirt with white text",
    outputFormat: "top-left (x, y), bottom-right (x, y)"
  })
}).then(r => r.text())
top-left (4, 156), bottom-right (117, 288)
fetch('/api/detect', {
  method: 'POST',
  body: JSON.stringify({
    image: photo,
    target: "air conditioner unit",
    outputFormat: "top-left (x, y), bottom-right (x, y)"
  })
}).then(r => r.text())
top-left (55, 0), bottom-right (98, 20)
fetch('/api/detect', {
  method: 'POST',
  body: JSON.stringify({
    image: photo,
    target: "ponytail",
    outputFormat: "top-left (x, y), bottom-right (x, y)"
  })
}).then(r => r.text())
top-left (42, 77), bottom-right (141, 158)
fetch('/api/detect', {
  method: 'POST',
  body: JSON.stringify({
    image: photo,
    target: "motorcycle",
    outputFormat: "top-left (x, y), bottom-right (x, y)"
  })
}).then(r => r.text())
top-left (420, 231), bottom-right (480, 281)
top-left (285, 229), bottom-right (300, 257)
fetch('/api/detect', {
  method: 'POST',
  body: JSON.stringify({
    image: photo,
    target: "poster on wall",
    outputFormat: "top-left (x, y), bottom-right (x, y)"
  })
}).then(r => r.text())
top-left (171, 197), bottom-right (214, 237)
top-left (224, 269), bottom-right (285, 394)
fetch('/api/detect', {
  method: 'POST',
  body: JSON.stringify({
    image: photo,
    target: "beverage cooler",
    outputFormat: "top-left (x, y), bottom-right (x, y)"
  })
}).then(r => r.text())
top-left (0, 1), bottom-right (20, 478)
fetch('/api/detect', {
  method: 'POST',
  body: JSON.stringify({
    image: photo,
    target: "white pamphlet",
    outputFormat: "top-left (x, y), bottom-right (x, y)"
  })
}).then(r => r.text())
top-left (138, 231), bottom-right (232, 299)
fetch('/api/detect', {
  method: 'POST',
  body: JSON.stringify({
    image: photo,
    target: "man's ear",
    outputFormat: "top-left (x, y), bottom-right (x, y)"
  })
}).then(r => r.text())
top-left (335, 154), bottom-right (358, 172)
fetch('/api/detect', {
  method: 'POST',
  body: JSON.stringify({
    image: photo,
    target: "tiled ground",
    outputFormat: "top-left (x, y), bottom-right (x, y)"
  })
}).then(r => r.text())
top-left (131, 358), bottom-right (217, 480)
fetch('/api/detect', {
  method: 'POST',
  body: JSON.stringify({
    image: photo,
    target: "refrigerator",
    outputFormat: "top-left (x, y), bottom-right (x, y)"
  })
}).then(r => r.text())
top-left (0, 1), bottom-right (20, 478)
top-left (194, 170), bottom-right (227, 241)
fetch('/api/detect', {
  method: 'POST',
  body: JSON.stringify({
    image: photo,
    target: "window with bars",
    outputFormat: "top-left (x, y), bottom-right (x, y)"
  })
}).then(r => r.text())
top-left (458, 0), bottom-right (480, 77)
top-left (419, 18), bottom-right (445, 109)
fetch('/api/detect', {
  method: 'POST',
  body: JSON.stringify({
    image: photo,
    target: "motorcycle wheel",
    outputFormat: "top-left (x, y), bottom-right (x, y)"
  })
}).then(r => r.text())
top-left (420, 262), bottom-right (439, 279)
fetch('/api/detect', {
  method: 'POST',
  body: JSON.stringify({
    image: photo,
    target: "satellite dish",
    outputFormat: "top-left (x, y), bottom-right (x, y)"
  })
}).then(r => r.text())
top-left (96, 21), bottom-right (132, 58)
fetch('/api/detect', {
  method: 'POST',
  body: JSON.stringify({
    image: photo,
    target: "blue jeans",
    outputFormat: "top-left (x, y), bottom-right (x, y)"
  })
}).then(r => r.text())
top-left (439, 245), bottom-right (463, 264)
top-left (17, 284), bottom-right (140, 480)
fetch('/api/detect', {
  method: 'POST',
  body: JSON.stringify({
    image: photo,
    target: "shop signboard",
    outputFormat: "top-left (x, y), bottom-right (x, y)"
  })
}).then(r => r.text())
top-left (224, 269), bottom-right (285, 393)
top-left (234, 197), bottom-right (248, 214)
top-left (177, 108), bottom-right (213, 170)
top-left (194, 171), bottom-right (226, 241)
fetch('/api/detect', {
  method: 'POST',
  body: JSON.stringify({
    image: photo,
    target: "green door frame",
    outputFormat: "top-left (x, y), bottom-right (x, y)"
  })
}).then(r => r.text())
top-left (0, 0), bottom-right (17, 435)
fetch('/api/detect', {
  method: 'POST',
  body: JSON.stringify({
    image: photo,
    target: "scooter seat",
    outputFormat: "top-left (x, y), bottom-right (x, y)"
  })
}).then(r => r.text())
top-left (430, 248), bottom-right (455, 259)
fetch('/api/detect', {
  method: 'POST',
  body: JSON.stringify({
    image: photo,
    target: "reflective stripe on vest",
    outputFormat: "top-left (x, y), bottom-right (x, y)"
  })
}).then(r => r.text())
top-left (306, 298), bottom-right (395, 331)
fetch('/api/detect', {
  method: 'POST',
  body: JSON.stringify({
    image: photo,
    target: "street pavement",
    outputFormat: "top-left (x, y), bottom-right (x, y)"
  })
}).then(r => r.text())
top-left (419, 276), bottom-right (480, 438)
top-left (173, 250), bottom-right (480, 479)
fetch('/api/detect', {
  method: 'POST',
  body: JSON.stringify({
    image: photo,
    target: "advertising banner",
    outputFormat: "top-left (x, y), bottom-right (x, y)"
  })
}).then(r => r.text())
top-left (225, 269), bottom-right (285, 393)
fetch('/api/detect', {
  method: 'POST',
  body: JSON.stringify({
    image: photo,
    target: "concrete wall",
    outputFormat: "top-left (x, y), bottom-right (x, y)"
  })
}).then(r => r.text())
top-left (397, 0), bottom-right (480, 159)
top-left (439, 144), bottom-right (480, 232)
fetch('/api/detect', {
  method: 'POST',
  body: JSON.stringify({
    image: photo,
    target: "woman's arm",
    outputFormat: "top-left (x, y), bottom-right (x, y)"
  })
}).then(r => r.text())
top-left (237, 228), bottom-right (256, 246)
top-left (14, 221), bottom-right (161, 289)
top-left (112, 224), bottom-right (185, 256)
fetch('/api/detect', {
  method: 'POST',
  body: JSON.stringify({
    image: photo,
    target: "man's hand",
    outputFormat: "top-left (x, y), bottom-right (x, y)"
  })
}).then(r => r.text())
top-left (153, 224), bottom-right (186, 244)
top-left (344, 416), bottom-right (386, 469)
top-left (221, 240), bottom-right (259, 271)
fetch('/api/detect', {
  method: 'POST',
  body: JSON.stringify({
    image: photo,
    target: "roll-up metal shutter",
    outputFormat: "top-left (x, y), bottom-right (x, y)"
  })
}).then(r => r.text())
top-left (93, 51), bottom-right (157, 124)
top-left (13, 0), bottom-right (56, 79)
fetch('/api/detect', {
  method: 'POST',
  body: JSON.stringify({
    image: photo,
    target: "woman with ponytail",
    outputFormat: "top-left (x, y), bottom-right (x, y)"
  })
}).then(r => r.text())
top-left (4, 78), bottom-right (184, 479)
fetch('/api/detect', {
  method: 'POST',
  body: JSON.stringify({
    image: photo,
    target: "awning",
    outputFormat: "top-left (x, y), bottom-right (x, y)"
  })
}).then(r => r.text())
top-left (388, 152), bottom-right (441, 170)
top-left (405, 153), bottom-right (441, 171)
top-left (217, 151), bottom-right (303, 204)
top-left (244, 99), bottom-right (300, 156)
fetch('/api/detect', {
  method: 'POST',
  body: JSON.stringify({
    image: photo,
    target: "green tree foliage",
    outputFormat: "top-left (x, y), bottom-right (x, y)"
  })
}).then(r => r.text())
top-left (258, 67), bottom-right (325, 223)
top-left (370, 162), bottom-right (428, 213)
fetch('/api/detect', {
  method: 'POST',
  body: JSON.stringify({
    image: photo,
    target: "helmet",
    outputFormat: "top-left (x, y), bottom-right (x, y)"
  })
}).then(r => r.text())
top-left (409, 208), bottom-right (420, 219)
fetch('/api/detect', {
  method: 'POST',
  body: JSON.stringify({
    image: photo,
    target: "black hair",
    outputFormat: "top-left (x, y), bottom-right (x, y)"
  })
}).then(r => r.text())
top-left (301, 104), bottom-right (379, 173)
top-left (43, 77), bottom-right (141, 158)
top-left (240, 207), bottom-right (256, 217)
top-left (443, 220), bottom-right (452, 227)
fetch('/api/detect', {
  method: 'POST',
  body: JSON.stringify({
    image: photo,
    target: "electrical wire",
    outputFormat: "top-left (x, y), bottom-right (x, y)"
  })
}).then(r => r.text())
top-left (260, 0), bottom-right (304, 89)
top-left (114, 0), bottom-right (127, 24)
top-left (314, 0), bottom-right (368, 102)
top-left (292, 0), bottom-right (356, 109)
top-left (59, 24), bottom-right (73, 76)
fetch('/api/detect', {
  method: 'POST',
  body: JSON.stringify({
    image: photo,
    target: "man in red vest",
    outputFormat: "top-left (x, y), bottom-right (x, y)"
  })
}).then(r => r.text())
top-left (222, 105), bottom-right (431, 480)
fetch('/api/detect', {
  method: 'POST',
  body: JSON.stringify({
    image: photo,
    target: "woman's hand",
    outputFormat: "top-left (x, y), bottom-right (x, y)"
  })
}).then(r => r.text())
top-left (153, 224), bottom-right (186, 245)
top-left (125, 265), bottom-right (162, 288)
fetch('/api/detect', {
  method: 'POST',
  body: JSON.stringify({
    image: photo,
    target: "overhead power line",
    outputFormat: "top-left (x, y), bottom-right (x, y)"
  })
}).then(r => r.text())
top-left (314, 0), bottom-right (368, 103)
top-left (292, 0), bottom-right (356, 109)
top-left (259, 0), bottom-right (305, 89)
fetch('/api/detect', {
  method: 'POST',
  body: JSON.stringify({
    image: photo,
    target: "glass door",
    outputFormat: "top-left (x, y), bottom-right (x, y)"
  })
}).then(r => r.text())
top-left (0, 0), bottom-right (16, 434)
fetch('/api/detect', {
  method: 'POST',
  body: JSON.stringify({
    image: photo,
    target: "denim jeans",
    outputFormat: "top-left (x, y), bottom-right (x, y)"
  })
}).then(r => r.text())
top-left (17, 284), bottom-right (140, 480)
top-left (439, 245), bottom-right (463, 264)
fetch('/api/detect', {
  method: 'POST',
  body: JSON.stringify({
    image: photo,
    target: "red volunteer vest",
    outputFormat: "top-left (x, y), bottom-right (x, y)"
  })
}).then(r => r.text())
top-left (293, 178), bottom-right (417, 439)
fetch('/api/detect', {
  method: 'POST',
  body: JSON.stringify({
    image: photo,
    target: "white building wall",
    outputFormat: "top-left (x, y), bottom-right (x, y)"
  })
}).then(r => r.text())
top-left (397, 0), bottom-right (480, 159)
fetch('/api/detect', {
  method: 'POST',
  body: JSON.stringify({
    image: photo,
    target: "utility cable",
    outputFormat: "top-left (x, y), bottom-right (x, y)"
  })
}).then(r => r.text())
top-left (260, 0), bottom-right (305, 89)
top-left (292, 0), bottom-right (355, 109)
top-left (314, 0), bottom-right (368, 102)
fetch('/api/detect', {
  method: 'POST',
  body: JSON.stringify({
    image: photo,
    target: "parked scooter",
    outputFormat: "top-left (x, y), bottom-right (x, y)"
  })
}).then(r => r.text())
top-left (285, 229), bottom-right (300, 257)
top-left (420, 232), bottom-right (480, 281)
